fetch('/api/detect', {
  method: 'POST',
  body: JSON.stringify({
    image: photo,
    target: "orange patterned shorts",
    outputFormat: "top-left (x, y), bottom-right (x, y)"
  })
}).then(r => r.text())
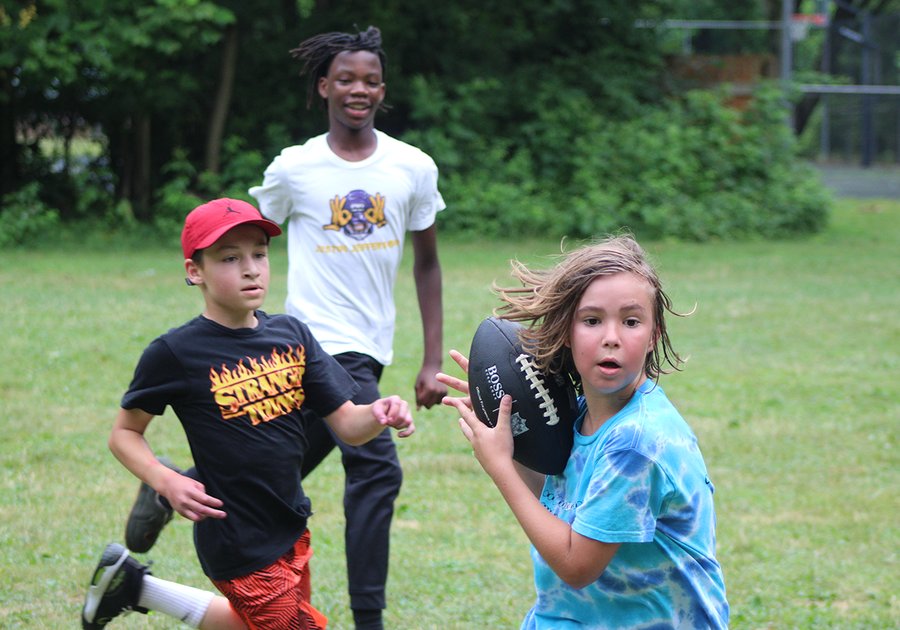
top-left (212, 530), bottom-right (328, 630)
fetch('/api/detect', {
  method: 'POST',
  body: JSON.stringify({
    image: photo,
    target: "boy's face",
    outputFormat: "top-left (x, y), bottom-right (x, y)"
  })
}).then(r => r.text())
top-left (318, 50), bottom-right (385, 132)
top-left (185, 224), bottom-right (270, 329)
top-left (567, 272), bottom-right (657, 405)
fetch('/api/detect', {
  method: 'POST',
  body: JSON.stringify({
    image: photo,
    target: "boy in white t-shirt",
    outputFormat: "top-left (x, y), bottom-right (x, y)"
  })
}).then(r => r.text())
top-left (249, 29), bottom-right (446, 630)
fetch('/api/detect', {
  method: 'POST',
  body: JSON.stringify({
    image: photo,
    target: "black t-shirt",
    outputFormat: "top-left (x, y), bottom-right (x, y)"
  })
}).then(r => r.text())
top-left (122, 311), bottom-right (359, 580)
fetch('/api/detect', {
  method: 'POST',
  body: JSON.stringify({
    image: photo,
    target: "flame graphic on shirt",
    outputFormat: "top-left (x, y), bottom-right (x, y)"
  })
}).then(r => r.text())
top-left (209, 346), bottom-right (307, 426)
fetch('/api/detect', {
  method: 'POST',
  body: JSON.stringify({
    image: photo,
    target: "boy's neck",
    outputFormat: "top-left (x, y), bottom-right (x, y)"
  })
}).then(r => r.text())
top-left (325, 126), bottom-right (378, 162)
top-left (202, 308), bottom-right (259, 330)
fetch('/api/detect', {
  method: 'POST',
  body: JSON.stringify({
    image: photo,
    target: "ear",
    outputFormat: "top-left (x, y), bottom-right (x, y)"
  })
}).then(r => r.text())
top-left (318, 76), bottom-right (329, 100)
top-left (648, 326), bottom-right (661, 353)
top-left (185, 259), bottom-right (204, 286)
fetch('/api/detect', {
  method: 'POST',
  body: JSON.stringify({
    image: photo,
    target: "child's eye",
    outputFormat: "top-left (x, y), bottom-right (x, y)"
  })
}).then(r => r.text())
top-left (583, 317), bottom-right (600, 326)
top-left (624, 318), bottom-right (640, 327)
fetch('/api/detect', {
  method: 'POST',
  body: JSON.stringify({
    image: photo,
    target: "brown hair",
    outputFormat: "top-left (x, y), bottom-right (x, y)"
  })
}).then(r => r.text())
top-left (494, 234), bottom-right (687, 384)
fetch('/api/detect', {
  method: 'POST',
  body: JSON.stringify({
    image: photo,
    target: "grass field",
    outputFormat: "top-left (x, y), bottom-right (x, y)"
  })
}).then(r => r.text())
top-left (2, 198), bottom-right (900, 629)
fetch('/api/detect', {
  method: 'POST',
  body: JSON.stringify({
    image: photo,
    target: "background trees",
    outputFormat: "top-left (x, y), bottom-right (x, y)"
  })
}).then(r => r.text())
top-left (5, 0), bottom-right (891, 242)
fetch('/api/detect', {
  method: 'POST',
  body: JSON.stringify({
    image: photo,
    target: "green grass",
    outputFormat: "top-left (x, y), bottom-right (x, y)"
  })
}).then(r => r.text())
top-left (2, 198), bottom-right (900, 629)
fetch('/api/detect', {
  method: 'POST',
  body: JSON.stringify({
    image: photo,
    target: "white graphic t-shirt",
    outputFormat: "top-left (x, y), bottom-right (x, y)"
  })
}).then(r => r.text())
top-left (250, 130), bottom-right (445, 364)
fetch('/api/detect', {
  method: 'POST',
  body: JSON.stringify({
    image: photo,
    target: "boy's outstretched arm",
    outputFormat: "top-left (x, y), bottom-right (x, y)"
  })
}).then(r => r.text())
top-left (439, 351), bottom-right (620, 590)
top-left (109, 407), bottom-right (226, 522)
top-left (324, 395), bottom-right (415, 446)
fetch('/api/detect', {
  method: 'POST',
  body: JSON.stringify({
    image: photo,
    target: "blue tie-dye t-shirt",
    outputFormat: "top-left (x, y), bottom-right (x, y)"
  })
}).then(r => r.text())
top-left (521, 380), bottom-right (729, 630)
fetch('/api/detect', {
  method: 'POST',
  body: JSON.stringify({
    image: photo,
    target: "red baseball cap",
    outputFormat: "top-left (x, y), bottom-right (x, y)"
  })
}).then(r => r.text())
top-left (181, 198), bottom-right (281, 259)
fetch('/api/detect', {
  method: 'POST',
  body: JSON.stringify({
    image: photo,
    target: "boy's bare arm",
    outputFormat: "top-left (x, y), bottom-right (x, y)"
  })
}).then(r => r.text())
top-left (324, 396), bottom-right (415, 446)
top-left (411, 225), bottom-right (447, 410)
top-left (109, 408), bottom-right (226, 522)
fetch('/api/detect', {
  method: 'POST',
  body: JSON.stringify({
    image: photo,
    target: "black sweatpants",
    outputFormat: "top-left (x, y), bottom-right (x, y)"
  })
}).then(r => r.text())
top-left (299, 351), bottom-right (402, 612)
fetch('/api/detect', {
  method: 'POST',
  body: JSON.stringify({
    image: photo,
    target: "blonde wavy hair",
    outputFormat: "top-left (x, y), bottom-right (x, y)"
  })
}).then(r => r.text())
top-left (494, 234), bottom-right (687, 385)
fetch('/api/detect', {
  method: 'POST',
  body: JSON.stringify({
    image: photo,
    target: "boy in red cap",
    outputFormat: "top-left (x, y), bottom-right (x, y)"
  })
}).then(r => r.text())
top-left (81, 198), bottom-right (415, 630)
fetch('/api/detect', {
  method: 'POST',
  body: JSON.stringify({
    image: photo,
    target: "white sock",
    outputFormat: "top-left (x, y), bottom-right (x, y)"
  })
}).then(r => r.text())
top-left (138, 574), bottom-right (215, 629)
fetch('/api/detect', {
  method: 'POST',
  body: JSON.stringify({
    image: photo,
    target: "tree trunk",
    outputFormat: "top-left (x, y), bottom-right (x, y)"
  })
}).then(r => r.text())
top-left (204, 24), bottom-right (240, 175)
top-left (0, 72), bottom-right (18, 200)
top-left (117, 117), bottom-right (133, 205)
top-left (134, 113), bottom-right (152, 220)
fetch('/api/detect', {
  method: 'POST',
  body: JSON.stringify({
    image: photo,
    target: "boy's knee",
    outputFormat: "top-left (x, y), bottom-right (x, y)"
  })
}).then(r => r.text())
top-left (346, 453), bottom-right (402, 491)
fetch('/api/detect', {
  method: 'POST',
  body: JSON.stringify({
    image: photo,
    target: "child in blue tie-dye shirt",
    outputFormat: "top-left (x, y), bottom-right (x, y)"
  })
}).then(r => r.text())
top-left (438, 235), bottom-right (729, 629)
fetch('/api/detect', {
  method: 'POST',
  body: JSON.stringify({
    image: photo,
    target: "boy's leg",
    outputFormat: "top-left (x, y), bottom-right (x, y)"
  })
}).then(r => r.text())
top-left (212, 530), bottom-right (326, 630)
top-left (339, 430), bottom-right (401, 626)
top-left (294, 352), bottom-right (400, 629)
top-left (82, 542), bottom-right (228, 630)
top-left (332, 353), bottom-right (401, 629)
top-left (83, 543), bottom-right (151, 629)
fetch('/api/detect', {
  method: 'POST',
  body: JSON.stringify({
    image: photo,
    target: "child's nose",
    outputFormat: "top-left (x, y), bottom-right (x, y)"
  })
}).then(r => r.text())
top-left (244, 260), bottom-right (261, 277)
top-left (602, 326), bottom-right (621, 347)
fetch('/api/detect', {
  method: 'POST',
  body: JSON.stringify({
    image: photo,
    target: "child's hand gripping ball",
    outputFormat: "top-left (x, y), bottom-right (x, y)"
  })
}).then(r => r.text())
top-left (467, 317), bottom-right (578, 475)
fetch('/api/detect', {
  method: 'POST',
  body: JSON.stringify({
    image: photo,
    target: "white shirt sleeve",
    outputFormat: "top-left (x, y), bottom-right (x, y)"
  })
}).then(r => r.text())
top-left (249, 157), bottom-right (292, 225)
top-left (408, 156), bottom-right (445, 232)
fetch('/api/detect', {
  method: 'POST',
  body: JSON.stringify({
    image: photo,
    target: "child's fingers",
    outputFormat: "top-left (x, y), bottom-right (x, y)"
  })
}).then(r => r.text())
top-left (376, 395), bottom-right (406, 422)
top-left (446, 395), bottom-right (484, 437)
top-left (173, 486), bottom-right (227, 521)
top-left (448, 349), bottom-right (469, 373)
top-left (375, 395), bottom-right (415, 437)
top-left (436, 371), bottom-right (470, 397)
top-left (395, 421), bottom-right (416, 438)
top-left (440, 393), bottom-right (473, 410)
top-left (390, 395), bottom-right (409, 419)
top-left (457, 416), bottom-right (474, 442)
top-left (389, 407), bottom-right (415, 435)
top-left (442, 394), bottom-right (470, 418)
top-left (496, 394), bottom-right (513, 431)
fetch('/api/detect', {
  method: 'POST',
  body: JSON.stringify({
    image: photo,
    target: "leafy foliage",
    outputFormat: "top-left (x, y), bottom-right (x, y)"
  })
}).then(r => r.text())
top-left (1, 0), bottom-right (832, 242)
top-left (0, 181), bottom-right (59, 245)
top-left (414, 82), bottom-right (830, 241)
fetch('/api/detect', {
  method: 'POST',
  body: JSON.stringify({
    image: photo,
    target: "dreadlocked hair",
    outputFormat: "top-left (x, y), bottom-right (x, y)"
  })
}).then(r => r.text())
top-left (493, 234), bottom-right (689, 387)
top-left (290, 25), bottom-right (388, 110)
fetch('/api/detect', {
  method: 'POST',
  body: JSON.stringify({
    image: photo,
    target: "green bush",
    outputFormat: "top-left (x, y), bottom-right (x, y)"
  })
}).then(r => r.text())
top-left (571, 86), bottom-right (831, 240)
top-left (0, 182), bottom-right (60, 246)
top-left (8, 86), bottom-right (830, 245)
top-left (153, 136), bottom-right (267, 237)
top-left (154, 147), bottom-right (206, 236)
top-left (412, 82), bottom-right (831, 241)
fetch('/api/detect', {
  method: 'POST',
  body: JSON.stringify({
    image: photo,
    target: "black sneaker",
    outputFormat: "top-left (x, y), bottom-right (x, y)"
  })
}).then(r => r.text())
top-left (125, 456), bottom-right (182, 553)
top-left (82, 543), bottom-right (150, 629)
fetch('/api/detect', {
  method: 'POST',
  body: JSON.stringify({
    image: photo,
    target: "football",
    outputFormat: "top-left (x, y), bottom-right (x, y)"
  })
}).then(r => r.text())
top-left (467, 316), bottom-right (579, 475)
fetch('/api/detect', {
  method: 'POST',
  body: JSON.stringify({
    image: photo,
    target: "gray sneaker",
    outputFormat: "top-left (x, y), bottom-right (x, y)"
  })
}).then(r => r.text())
top-left (82, 542), bottom-right (150, 629)
top-left (124, 456), bottom-right (182, 553)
